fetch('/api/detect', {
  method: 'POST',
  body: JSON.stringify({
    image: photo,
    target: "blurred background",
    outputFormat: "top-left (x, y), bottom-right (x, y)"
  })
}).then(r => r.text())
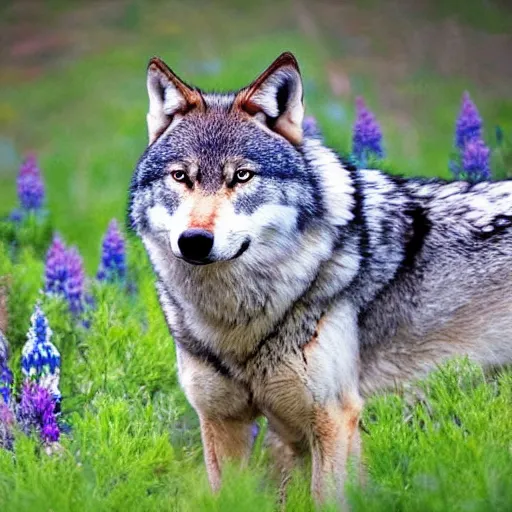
top-left (1, 0), bottom-right (512, 270)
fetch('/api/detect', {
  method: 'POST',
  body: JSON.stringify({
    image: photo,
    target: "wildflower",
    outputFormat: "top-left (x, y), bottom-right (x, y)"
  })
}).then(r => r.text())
top-left (0, 331), bottom-right (13, 405)
top-left (455, 92), bottom-right (482, 150)
top-left (462, 138), bottom-right (491, 183)
top-left (17, 154), bottom-right (45, 211)
top-left (17, 381), bottom-right (60, 443)
top-left (352, 97), bottom-right (384, 167)
top-left (97, 219), bottom-right (126, 282)
top-left (45, 236), bottom-right (85, 315)
top-left (0, 402), bottom-right (15, 449)
top-left (45, 235), bottom-right (68, 297)
top-left (21, 305), bottom-right (61, 403)
top-left (65, 247), bottom-right (85, 315)
top-left (302, 116), bottom-right (322, 139)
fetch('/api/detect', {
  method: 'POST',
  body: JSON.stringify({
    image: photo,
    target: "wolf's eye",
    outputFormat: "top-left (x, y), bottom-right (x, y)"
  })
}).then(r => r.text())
top-left (171, 170), bottom-right (187, 183)
top-left (235, 169), bottom-right (254, 183)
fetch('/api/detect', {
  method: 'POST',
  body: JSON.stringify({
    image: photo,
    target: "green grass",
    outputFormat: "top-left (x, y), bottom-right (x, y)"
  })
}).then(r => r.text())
top-left (1, 243), bottom-right (511, 512)
top-left (1, 1), bottom-right (512, 510)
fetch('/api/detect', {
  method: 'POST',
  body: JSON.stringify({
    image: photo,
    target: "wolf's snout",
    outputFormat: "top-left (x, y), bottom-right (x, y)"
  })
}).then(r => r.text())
top-left (178, 229), bottom-right (214, 263)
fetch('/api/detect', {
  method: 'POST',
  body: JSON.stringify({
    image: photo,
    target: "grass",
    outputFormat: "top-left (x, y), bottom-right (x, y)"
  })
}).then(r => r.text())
top-left (0, 0), bottom-right (512, 510)
top-left (1, 242), bottom-right (511, 511)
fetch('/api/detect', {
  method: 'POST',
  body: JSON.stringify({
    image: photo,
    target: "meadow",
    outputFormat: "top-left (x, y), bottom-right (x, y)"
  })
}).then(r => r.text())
top-left (0, 1), bottom-right (511, 510)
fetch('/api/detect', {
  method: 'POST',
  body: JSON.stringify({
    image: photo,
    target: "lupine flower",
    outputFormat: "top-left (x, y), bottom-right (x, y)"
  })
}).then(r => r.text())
top-left (65, 247), bottom-right (85, 315)
top-left (455, 92), bottom-right (483, 150)
top-left (17, 154), bottom-right (45, 211)
top-left (97, 219), bottom-right (126, 283)
top-left (0, 331), bottom-right (13, 405)
top-left (45, 235), bottom-right (68, 297)
top-left (0, 402), bottom-right (15, 449)
top-left (462, 138), bottom-right (491, 182)
top-left (45, 236), bottom-right (85, 315)
top-left (21, 305), bottom-right (61, 403)
top-left (302, 116), bottom-right (322, 139)
top-left (352, 97), bottom-right (384, 167)
top-left (17, 381), bottom-right (60, 443)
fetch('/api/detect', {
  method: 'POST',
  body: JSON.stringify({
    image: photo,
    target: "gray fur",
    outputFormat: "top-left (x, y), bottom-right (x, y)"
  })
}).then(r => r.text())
top-left (129, 52), bottom-right (512, 506)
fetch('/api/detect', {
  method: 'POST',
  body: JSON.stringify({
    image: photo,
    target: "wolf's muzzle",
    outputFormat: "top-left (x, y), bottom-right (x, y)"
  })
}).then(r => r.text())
top-left (178, 229), bottom-right (214, 264)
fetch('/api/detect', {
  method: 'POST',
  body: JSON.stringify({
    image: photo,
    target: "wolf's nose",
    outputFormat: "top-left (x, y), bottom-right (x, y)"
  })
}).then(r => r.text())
top-left (178, 229), bottom-right (214, 262)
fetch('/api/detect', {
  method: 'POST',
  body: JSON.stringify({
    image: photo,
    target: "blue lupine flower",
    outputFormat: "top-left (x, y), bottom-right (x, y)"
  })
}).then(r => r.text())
top-left (18, 381), bottom-right (60, 443)
top-left (65, 247), bottom-right (85, 315)
top-left (352, 97), bottom-right (384, 167)
top-left (97, 219), bottom-right (126, 283)
top-left (455, 92), bottom-right (482, 151)
top-left (45, 236), bottom-right (85, 315)
top-left (462, 138), bottom-right (491, 183)
top-left (17, 154), bottom-right (45, 211)
top-left (21, 305), bottom-right (61, 403)
top-left (45, 235), bottom-right (68, 297)
top-left (0, 331), bottom-right (13, 405)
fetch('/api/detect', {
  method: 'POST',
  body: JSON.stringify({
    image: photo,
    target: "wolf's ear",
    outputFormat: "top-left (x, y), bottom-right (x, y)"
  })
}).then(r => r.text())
top-left (235, 52), bottom-right (304, 145)
top-left (146, 57), bottom-right (204, 144)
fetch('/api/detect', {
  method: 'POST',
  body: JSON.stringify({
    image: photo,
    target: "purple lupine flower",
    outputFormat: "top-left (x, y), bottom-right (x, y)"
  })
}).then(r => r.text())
top-left (45, 236), bottom-right (85, 315)
top-left (302, 116), bottom-right (322, 139)
top-left (21, 305), bottom-right (61, 403)
top-left (65, 247), bottom-right (85, 315)
top-left (352, 97), bottom-right (384, 167)
top-left (0, 402), bottom-right (15, 449)
top-left (462, 138), bottom-right (491, 183)
top-left (17, 381), bottom-right (60, 443)
top-left (17, 154), bottom-right (45, 211)
top-left (97, 219), bottom-right (126, 283)
top-left (455, 92), bottom-right (483, 150)
top-left (45, 235), bottom-right (68, 297)
top-left (0, 331), bottom-right (13, 405)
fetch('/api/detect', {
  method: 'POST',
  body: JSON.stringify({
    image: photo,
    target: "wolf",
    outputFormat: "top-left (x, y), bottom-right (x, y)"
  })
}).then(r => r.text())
top-left (128, 51), bottom-right (512, 506)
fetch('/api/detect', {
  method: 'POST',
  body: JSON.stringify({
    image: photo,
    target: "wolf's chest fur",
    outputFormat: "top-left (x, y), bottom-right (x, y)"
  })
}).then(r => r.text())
top-left (148, 162), bottom-right (512, 401)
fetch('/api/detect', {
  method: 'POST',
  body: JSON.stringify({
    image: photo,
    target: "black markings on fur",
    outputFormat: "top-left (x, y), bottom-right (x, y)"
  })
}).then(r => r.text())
top-left (181, 342), bottom-right (234, 379)
top-left (156, 281), bottom-right (235, 378)
top-left (402, 206), bottom-right (431, 269)
top-left (350, 168), bottom-right (371, 261)
top-left (357, 202), bottom-right (430, 328)
top-left (276, 79), bottom-right (291, 116)
top-left (265, 79), bottom-right (291, 130)
top-left (477, 214), bottom-right (512, 240)
top-left (240, 266), bottom-right (327, 367)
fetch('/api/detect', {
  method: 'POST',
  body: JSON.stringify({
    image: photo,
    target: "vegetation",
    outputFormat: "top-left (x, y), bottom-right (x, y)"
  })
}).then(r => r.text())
top-left (0, 1), bottom-right (511, 510)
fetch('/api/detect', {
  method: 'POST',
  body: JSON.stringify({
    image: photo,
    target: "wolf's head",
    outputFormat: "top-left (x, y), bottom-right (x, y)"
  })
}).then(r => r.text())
top-left (129, 53), bottom-right (344, 269)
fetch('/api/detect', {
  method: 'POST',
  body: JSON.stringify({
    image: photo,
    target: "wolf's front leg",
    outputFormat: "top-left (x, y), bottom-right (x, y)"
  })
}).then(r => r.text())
top-left (199, 416), bottom-right (254, 492)
top-left (303, 300), bottom-right (363, 506)
top-left (177, 347), bottom-right (255, 492)
top-left (309, 394), bottom-right (363, 505)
